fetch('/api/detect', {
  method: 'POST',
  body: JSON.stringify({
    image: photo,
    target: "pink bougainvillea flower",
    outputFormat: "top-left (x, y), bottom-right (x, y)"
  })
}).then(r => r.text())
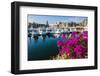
top-left (64, 38), bottom-right (78, 47)
top-left (56, 31), bottom-right (88, 59)
top-left (74, 45), bottom-right (85, 57)
top-left (71, 32), bottom-right (78, 38)
top-left (57, 40), bottom-right (62, 47)
top-left (82, 31), bottom-right (88, 41)
top-left (64, 47), bottom-right (70, 54)
top-left (61, 34), bottom-right (66, 39)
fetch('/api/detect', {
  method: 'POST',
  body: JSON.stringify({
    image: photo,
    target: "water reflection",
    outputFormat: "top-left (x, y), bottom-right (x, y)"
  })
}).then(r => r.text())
top-left (33, 35), bottom-right (39, 43)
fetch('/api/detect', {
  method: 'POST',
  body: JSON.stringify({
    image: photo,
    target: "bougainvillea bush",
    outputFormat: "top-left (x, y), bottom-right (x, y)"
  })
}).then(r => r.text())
top-left (52, 31), bottom-right (88, 59)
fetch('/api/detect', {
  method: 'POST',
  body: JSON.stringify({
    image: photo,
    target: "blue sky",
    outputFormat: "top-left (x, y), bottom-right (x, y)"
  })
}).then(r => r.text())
top-left (28, 15), bottom-right (87, 24)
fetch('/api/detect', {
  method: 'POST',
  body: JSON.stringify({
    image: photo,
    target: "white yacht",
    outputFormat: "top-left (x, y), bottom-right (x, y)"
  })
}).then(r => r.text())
top-left (55, 29), bottom-right (61, 33)
top-left (31, 30), bottom-right (39, 36)
top-left (38, 28), bottom-right (46, 35)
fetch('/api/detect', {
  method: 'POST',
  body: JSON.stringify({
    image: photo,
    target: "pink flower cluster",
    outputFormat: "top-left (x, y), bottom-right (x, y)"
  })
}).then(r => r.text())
top-left (57, 31), bottom-right (88, 59)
